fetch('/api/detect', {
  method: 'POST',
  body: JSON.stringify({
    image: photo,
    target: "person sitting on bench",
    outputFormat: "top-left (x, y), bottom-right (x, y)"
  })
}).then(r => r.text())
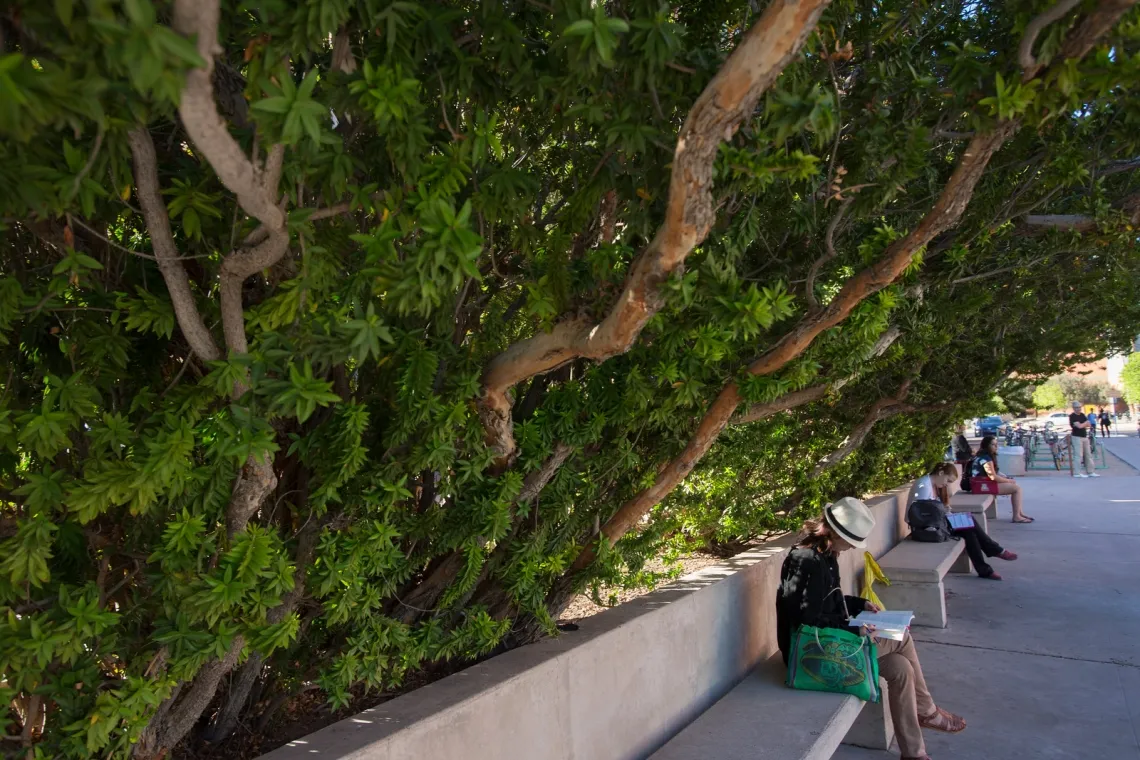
top-left (776, 497), bottom-right (967, 760)
top-left (951, 427), bottom-right (972, 463)
top-left (969, 435), bottom-right (1034, 523)
top-left (910, 463), bottom-right (1018, 580)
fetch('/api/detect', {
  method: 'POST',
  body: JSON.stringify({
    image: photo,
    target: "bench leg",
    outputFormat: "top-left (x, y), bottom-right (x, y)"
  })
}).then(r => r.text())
top-left (986, 501), bottom-right (998, 519)
top-left (877, 581), bottom-right (948, 628)
top-left (843, 678), bottom-right (895, 751)
top-left (950, 547), bottom-right (971, 575)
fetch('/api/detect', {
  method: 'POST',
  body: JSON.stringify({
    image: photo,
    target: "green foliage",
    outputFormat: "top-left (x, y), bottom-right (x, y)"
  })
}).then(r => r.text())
top-left (1032, 380), bottom-right (1066, 411)
top-left (1122, 354), bottom-right (1140, 406)
top-left (3, 0), bottom-right (1140, 757)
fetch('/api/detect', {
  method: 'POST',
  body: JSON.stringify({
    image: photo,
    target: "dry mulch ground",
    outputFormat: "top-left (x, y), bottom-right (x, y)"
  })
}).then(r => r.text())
top-left (558, 551), bottom-right (735, 623)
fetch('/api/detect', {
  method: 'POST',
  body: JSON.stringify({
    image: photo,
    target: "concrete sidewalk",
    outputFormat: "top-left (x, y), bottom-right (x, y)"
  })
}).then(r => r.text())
top-left (1101, 435), bottom-right (1140, 472)
top-left (834, 469), bottom-right (1140, 760)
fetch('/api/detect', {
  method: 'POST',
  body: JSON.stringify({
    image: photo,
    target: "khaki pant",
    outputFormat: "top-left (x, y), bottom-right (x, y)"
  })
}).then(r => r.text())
top-left (877, 633), bottom-right (935, 757)
top-left (1073, 435), bottom-right (1094, 474)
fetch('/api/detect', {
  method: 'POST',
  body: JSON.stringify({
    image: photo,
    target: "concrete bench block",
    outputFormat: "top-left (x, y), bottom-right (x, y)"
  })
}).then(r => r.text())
top-left (876, 580), bottom-right (948, 628)
top-left (950, 493), bottom-right (997, 520)
top-left (842, 679), bottom-right (893, 751)
top-left (877, 540), bottom-right (965, 584)
top-left (876, 540), bottom-right (966, 628)
top-left (649, 654), bottom-right (890, 760)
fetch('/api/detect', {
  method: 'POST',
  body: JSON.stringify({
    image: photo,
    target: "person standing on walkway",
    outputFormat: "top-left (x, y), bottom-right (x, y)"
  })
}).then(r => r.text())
top-left (1099, 408), bottom-right (1111, 437)
top-left (777, 498), bottom-right (967, 760)
top-left (969, 436), bottom-right (1035, 522)
top-left (1069, 401), bottom-right (1099, 477)
top-left (910, 463), bottom-right (1018, 579)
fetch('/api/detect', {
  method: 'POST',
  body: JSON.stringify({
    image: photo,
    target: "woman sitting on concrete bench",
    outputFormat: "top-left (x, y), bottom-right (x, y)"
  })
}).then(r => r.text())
top-left (910, 463), bottom-right (1018, 580)
top-left (777, 498), bottom-right (967, 760)
top-left (970, 435), bottom-right (1034, 523)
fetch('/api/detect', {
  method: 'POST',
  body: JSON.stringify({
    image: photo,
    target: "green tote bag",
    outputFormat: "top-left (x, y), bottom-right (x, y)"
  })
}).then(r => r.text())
top-left (785, 624), bottom-right (881, 702)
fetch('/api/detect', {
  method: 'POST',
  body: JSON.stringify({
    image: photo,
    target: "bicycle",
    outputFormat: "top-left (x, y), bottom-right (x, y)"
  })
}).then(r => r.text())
top-left (1043, 430), bottom-right (1068, 470)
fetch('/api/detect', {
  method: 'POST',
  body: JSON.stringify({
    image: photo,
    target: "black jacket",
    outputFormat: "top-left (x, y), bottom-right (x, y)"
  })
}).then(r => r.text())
top-left (776, 546), bottom-right (867, 663)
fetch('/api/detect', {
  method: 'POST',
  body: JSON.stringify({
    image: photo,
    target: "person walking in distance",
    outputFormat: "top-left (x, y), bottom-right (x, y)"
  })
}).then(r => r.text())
top-left (1069, 401), bottom-right (1098, 477)
top-left (1099, 408), bottom-right (1111, 437)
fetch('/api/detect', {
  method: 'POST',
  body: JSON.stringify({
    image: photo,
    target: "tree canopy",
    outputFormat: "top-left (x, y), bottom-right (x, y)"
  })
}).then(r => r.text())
top-left (1032, 379), bottom-right (1068, 411)
top-left (1121, 353), bottom-right (1140, 405)
top-left (2, 0), bottom-right (1140, 757)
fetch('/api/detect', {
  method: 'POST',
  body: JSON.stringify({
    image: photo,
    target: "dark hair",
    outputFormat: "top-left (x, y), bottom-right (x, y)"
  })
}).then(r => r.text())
top-left (798, 515), bottom-right (836, 553)
top-left (979, 435), bottom-right (997, 455)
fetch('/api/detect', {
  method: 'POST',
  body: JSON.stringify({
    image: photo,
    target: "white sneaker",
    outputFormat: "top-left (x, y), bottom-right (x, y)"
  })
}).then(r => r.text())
top-left (1075, 473), bottom-right (1088, 478)
top-left (1089, 472), bottom-right (1101, 477)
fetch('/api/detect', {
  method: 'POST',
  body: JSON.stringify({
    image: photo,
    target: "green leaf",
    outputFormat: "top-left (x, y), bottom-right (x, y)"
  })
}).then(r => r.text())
top-left (55, 0), bottom-right (74, 25)
top-left (251, 97), bottom-right (293, 115)
top-left (563, 19), bottom-right (596, 37)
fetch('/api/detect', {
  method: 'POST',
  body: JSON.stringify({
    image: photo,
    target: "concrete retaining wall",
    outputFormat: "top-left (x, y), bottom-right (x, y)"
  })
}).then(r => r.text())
top-left (260, 483), bottom-right (913, 760)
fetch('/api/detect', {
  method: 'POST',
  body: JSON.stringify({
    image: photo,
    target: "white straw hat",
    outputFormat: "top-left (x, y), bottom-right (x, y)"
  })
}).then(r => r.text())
top-left (823, 496), bottom-right (876, 549)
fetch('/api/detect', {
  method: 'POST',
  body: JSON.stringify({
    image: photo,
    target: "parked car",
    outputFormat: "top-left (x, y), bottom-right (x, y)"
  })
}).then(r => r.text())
top-left (974, 416), bottom-right (1003, 437)
top-left (1043, 411), bottom-right (1070, 430)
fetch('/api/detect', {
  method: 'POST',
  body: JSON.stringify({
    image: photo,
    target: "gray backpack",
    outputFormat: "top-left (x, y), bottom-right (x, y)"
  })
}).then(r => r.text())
top-left (906, 499), bottom-right (955, 543)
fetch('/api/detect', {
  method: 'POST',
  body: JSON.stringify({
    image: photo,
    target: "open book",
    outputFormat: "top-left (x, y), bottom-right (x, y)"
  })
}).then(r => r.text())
top-left (852, 610), bottom-right (914, 641)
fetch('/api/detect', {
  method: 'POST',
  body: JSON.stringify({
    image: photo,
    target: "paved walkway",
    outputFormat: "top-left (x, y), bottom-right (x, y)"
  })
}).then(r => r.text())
top-left (1102, 434), bottom-right (1140, 472)
top-left (834, 466), bottom-right (1140, 760)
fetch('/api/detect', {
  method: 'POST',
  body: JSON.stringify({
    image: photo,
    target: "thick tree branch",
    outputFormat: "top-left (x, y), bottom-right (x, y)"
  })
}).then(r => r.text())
top-left (1023, 191), bottom-right (1140, 232)
top-left (810, 379), bottom-right (913, 477)
top-left (1019, 0), bottom-right (1084, 79)
top-left (172, 0), bottom-right (284, 231)
top-left (557, 127), bottom-right (1015, 594)
top-left (1100, 156), bottom-right (1140, 177)
top-left (128, 128), bottom-right (222, 363)
top-left (477, 0), bottom-right (834, 465)
top-left (1058, 0), bottom-right (1139, 62)
top-left (1023, 213), bottom-right (1098, 232)
top-left (173, 0), bottom-right (290, 357)
top-left (731, 325), bottom-right (902, 425)
top-left (745, 127), bottom-right (1016, 381)
top-left (401, 443), bottom-right (575, 624)
top-left (731, 382), bottom-right (834, 425)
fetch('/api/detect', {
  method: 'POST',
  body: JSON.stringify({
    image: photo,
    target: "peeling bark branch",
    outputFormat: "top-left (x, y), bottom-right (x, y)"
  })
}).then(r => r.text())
top-left (172, 0), bottom-right (283, 232)
top-left (402, 443), bottom-right (575, 623)
top-left (226, 457), bottom-right (279, 538)
top-left (731, 382), bottom-right (833, 425)
top-left (478, 0), bottom-right (834, 465)
top-left (1058, 0), bottom-right (1139, 63)
top-left (810, 379), bottom-right (913, 477)
top-left (1019, 0), bottom-right (1083, 79)
top-left (811, 398), bottom-right (955, 477)
top-left (1023, 191), bottom-right (1140, 232)
top-left (128, 129), bottom-right (221, 363)
top-left (134, 639), bottom-right (245, 760)
top-left (557, 128), bottom-right (1015, 595)
top-left (745, 127), bottom-right (1016, 382)
top-left (173, 0), bottom-right (290, 358)
top-left (518, 442), bottom-right (575, 505)
top-left (1100, 156), bottom-right (1140, 177)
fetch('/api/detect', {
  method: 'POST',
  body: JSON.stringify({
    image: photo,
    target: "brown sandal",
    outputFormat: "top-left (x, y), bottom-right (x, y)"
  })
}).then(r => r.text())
top-left (920, 706), bottom-right (966, 733)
